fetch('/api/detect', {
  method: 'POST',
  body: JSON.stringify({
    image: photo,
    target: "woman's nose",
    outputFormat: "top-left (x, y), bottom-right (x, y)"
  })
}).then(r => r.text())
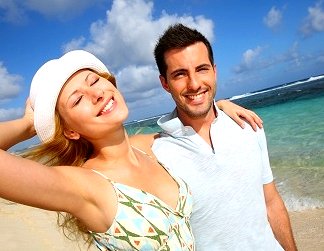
top-left (87, 87), bottom-right (104, 103)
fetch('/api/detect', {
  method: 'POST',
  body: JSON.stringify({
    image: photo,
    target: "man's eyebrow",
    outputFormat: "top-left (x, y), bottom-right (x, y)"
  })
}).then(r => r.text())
top-left (170, 63), bottom-right (212, 76)
top-left (196, 63), bottom-right (212, 69)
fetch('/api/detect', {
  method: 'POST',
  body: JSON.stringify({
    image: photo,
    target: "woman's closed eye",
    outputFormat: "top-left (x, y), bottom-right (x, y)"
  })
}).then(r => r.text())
top-left (87, 72), bottom-right (100, 87)
top-left (90, 77), bottom-right (99, 86)
top-left (73, 95), bottom-right (83, 107)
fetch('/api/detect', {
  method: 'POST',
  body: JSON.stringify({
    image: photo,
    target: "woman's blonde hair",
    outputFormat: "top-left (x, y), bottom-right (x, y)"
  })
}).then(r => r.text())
top-left (20, 72), bottom-right (116, 247)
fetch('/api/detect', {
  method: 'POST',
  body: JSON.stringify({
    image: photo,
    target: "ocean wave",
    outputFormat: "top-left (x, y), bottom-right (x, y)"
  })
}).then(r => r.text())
top-left (283, 194), bottom-right (324, 212)
top-left (229, 74), bottom-right (324, 101)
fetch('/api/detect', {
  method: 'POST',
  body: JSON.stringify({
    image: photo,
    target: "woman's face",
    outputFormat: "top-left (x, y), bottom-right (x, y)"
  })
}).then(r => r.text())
top-left (57, 69), bottom-right (128, 142)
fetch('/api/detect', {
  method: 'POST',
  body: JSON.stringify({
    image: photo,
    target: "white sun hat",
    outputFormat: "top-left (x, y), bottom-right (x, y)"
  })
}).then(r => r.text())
top-left (29, 50), bottom-right (111, 143)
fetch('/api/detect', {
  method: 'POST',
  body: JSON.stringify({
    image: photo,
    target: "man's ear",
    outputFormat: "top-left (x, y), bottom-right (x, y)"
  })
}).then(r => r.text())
top-left (63, 129), bottom-right (80, 140)
top-left (159, 75), bottom-right (170, 93)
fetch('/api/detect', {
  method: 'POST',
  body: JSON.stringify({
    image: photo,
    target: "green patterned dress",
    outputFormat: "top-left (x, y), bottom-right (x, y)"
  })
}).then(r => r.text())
top-left (90, 165), bottom-right (194, 251)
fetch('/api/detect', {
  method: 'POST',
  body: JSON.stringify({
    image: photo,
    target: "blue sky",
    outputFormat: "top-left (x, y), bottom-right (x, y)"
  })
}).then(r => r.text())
top-left (1, 0), bottom-right (324, 123)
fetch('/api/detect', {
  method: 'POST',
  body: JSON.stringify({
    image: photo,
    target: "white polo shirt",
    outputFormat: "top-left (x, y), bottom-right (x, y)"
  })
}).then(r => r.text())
top-left (152, 105), bottom-right (283, 251)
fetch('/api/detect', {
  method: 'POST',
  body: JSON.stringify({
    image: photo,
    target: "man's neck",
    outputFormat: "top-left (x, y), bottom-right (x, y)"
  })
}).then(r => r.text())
top-left (177, 105), bottom-right (217, 146)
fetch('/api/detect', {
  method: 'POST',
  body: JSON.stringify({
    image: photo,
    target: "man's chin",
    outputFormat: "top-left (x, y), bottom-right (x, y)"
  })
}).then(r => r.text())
top-left (184, 108), bottom-right (211, 119)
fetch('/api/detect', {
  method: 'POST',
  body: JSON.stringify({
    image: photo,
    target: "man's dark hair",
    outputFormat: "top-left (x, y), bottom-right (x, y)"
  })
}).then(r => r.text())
top-left (154, 23), bottom-right (214, 78)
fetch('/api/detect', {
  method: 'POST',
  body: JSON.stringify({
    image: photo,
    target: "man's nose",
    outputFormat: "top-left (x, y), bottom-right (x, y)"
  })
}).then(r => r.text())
top-left (187, 74), bottom-right (200, 90)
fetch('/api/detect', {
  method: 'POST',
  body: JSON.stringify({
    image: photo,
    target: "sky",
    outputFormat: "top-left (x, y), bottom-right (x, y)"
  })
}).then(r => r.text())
top-left (1, 0), bottom-right (324, 124)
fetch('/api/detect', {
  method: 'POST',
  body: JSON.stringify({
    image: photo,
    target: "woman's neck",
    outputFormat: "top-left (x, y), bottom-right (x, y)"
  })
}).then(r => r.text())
top-left (84, 128), bottom-right (139, 169)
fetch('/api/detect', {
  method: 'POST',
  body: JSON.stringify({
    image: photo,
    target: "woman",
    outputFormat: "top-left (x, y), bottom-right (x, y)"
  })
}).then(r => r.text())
top-left (0, 50), bottom-right (262, 250)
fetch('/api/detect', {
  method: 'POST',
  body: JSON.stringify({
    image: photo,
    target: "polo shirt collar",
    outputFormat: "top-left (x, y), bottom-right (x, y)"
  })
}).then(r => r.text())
top-left (157, 101), bottom-right (221, 136)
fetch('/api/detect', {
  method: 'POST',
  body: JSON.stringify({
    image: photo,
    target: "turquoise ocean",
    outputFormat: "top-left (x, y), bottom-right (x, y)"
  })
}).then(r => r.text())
top-left (126, 75), bottom-right (324, 212)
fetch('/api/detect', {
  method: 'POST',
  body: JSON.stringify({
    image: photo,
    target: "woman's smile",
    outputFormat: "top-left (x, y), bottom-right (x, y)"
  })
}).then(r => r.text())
top-left (98, 97), bottom-right (116, 116)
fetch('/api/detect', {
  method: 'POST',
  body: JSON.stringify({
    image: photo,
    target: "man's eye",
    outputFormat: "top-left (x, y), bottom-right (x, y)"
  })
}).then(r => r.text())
top-left (198, 67), bottom-right (209, 72)
top-left (199, 65), bottom-right (212, 73)
top-left (174, 72), bottom-right (185, 78)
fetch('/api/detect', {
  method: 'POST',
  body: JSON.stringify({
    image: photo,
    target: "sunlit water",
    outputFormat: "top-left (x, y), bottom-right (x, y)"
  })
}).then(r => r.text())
top-left (255, 95), bottom-right (324, 211)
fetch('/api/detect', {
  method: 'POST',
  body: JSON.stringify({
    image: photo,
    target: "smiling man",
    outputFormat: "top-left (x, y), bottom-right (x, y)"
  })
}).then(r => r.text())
top-left (152, 23), bottom-right (297, 251)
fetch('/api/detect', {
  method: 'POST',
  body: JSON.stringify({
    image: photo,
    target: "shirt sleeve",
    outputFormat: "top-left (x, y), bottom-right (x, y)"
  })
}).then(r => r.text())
top-left (257, 128), bottom-right (274, 184)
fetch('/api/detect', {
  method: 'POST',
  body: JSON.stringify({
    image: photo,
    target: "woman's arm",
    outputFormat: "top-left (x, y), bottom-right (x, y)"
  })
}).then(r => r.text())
top-left (216, 99), bottom-right (263, 131)
top-left (0, 149), bottom-right (114, 231)
top-left (0, 150), bottom-right (81, 212)
top-left (0, 99), bottom-right (36, 150)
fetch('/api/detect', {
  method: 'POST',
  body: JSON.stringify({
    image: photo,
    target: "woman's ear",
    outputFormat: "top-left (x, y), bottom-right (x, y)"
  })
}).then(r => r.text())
top-left (63, 129), bottom-right (80, 140)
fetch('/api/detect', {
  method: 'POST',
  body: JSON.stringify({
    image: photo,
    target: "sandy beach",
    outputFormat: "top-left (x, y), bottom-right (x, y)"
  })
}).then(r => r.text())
top-left (289, 209), bottom-right (324, 251)
top-left (0, 199), bottom-right (323, 250)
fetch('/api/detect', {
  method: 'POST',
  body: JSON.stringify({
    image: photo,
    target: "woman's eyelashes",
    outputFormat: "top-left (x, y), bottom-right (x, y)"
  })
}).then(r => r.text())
top-left (73, 79), bottom-right (99, 106)
top-left (71, 75), bottom-right (103, 108)
top-left (73, 95), bottom-right (83, 107)
top-left (90, 78), bottom-right (99, 86)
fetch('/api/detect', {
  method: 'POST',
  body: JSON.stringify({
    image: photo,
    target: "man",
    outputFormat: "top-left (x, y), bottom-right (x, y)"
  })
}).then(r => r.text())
top-left (152, 23), bottom-right (297, 250)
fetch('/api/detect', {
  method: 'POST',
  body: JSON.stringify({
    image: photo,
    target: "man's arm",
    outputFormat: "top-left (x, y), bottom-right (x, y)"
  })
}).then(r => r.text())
top-left (0, 99), bottom-right (36, 150)
top-left (264, 182), bottom-right (297, 251)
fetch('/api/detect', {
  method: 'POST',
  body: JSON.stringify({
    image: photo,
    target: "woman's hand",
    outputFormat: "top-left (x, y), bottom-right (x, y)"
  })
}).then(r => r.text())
top-left (216, 99), bottom-right (263, 131)
top-left (23, 98), bottom-right (36, 136)
top-left (0, 98), bottom-right (36, 150)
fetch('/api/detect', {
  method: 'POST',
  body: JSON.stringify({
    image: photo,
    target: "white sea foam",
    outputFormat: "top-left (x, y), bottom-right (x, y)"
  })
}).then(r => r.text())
top-left (229, 74), bottom-right (324, 101)
top-left (283, 194), bottom-right (324, 211)
top-left (308, 75), bottom-right (324, 81)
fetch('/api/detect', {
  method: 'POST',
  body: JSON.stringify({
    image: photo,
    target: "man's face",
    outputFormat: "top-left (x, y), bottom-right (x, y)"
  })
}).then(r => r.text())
top-left (160, 42), bottom-right (216, 122)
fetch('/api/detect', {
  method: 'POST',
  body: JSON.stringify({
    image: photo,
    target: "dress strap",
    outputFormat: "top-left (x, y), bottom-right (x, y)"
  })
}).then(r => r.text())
top-left (131, 145), bottom-right (153, 159)
top-left (92, 169), bottom-right (110, 180)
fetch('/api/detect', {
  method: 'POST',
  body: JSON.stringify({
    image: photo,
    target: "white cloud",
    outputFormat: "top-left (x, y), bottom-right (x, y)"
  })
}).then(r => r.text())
top-left (62, 37), bottom-right (86, 51)
top-left (63, 0), bottom-right (214, 119)
top-left (116, 64), bottom-right (159, 98)
top-left (0, 107), bottom-right (24, 121)
top-left (234, 46), bottom-right (263, 73)
top-left (233, 42), bottom-right (305, 76)
top-left (243, 47), bottom-right (262, 65)
top-left (288, 41), bottom-right (301, 67)
top-left (301, 1), bottom-right (324, 36)
top-left (25, 0), bottom-right (104, 20)
top-left (263, 6), bottom-right (282, 30)
top-left (65, 0), bottom-right (214, 70)
top-left (0, 62), bottom-right (22, 100)
top-left (0, 0), bottom-right (104, 23)
top-left (0, 0), bottom-right (27, 24)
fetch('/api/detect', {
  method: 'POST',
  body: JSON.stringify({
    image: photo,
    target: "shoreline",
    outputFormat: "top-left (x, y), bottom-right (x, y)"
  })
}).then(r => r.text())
top-left (0, 200), bottom-right (323, 250)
